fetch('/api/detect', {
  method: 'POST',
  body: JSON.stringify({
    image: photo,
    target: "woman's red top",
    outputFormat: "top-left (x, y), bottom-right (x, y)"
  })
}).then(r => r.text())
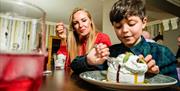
top-left (57, 32), bottom-right (111, 68)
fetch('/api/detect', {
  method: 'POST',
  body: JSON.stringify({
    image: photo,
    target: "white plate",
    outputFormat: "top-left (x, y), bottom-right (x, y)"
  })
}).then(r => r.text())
top-left (79, 71), bottom-right (177, 90)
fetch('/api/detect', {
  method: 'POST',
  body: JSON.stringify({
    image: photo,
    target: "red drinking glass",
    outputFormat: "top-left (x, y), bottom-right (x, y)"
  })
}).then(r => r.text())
top-left (0, 0), bottom-right (46, 91)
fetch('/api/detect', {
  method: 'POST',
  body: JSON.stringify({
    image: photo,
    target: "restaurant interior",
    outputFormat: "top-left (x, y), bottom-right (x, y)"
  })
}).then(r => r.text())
top-left (0, 0), bottom-right (180, 91)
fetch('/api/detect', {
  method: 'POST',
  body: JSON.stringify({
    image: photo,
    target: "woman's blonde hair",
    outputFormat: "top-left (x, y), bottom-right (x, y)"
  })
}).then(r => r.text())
top-left (68, 7), bottom-right (98, 61)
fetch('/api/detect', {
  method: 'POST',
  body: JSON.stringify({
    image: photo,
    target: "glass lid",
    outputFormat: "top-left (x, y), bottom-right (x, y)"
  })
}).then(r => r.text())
top-left (0, 0), bottom-right (45, 19)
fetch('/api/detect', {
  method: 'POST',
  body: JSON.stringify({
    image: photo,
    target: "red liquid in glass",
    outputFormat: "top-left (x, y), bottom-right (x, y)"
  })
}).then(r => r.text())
top-left (0, 53), bottom-right (45, 91)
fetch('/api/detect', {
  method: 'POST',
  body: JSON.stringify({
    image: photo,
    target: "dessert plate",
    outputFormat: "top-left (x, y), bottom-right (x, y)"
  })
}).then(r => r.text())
top-left (79, 71), bottom-right (177, 90)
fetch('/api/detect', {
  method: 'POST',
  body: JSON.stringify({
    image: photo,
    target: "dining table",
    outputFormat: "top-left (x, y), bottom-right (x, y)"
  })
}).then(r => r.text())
top-left (39, 67), bottom-right (180, 91)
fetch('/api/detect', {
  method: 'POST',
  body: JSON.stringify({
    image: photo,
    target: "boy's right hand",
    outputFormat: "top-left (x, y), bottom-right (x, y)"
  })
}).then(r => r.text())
top-left (86, 43), bottom-right (109, 65)
top-left (56, 22), bottom-right (67, 40)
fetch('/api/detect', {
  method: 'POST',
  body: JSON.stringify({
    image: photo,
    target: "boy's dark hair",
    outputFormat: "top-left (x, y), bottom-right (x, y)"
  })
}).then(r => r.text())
top-left (109, 0), bottom-right (146, 24)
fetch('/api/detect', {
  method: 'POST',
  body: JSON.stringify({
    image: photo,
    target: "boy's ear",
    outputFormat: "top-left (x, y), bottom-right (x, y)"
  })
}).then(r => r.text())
top-left (142, 17), bottom-right (147, 29)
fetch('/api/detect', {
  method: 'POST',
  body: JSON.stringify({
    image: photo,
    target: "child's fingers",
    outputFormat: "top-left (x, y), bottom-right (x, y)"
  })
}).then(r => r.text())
top-left (147, 59), bottom-right (156, 69)
top-left (144, 55), bottom-right (152, 63)
top-left (148, 65), bottom-right (159, 74)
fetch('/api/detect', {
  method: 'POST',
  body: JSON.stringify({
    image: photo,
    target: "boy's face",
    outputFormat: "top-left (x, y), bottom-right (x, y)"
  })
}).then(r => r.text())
top-left (112, 16), bottom-right (147, 47)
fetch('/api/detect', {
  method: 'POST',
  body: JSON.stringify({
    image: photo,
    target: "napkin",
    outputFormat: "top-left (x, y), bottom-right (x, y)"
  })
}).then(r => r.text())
top-left (162, 19), bottom-right (170, 31)
top-left (170, 17), bottom-right (178, 30)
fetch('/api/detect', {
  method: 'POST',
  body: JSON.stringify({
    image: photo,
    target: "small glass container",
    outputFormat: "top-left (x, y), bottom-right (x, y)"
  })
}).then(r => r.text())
top-left (0, 0), bottom-right (46, 91)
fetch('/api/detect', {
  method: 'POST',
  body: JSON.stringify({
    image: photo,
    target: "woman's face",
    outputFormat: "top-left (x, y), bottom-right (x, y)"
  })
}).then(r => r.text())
top-left (112, 16), bottom-right (146, 47)
top-left (72, 10), bottom-right (92, 37)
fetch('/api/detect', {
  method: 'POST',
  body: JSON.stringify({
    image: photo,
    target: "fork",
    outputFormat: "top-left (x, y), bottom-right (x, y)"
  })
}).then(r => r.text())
top-left (107, 57), bottom-right (118, 70)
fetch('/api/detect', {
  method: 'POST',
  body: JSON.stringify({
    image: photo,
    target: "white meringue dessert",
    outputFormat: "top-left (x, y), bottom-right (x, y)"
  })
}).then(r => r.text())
top-left (107, 52), bottom-right (148, 84)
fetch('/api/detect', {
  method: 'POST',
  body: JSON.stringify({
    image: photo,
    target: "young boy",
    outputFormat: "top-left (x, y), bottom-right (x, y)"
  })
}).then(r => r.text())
top-left (71, 0), bottom-right (179, 85)
top-left (108, 0), bottom-right (178, 83)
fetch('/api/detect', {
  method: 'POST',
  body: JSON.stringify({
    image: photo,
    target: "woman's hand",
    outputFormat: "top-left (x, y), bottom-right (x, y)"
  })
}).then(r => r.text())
top-left (139, 55), bottom-right (159, 74)
top-left (86, 43), bottom-right (110, 65)
top-left (56, 22), bottom-right (67, 40)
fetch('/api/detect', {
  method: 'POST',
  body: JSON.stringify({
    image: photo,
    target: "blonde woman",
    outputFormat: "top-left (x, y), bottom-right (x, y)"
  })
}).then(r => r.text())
top-left (56, 8), bottom-right (111, 69)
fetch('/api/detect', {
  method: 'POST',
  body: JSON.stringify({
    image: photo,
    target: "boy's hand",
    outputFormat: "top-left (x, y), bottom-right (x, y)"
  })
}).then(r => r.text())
top-left (139, 55), bottom-right (159, 74)
top-left (86, 43), bottom-right (109, 65)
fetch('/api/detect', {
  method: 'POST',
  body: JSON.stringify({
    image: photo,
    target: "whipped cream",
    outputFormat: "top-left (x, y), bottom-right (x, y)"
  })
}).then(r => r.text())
top-left (107, 53), bottom-right (148, 83)
top-left (108, 53), bottom-right (148, 74)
